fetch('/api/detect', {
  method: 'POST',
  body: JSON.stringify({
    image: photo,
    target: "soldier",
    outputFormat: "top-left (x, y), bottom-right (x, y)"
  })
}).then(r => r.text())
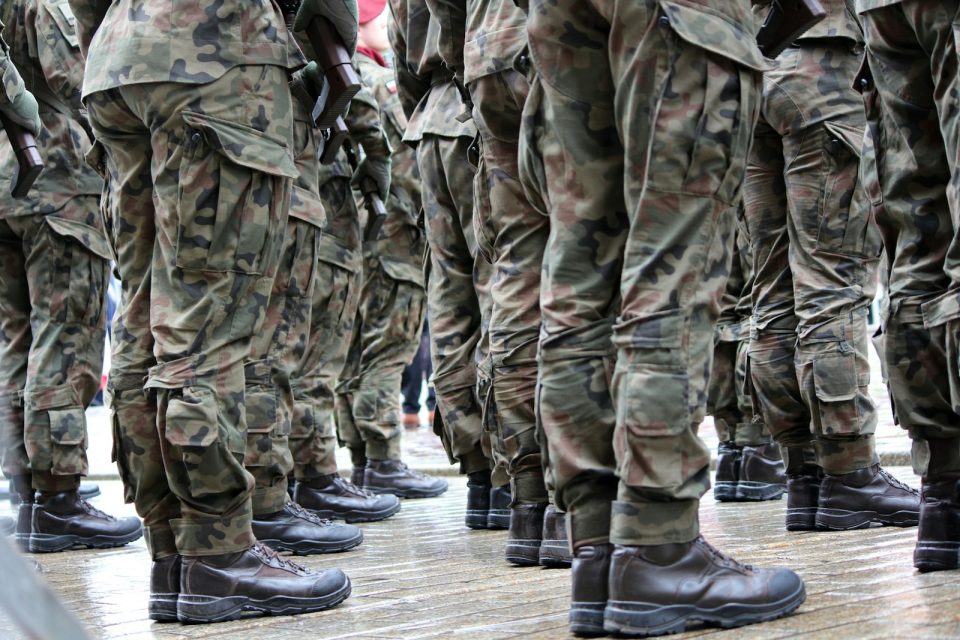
top-left (525, 0), bottom-right (806, 635)
top-left (744, 0), bottom-right (918, 533)
top-left (856, 0), bottom-right (960, 571)
top-left (0, 0), bottom-right (142, 554)
top-left (389, 0), bottom-right (503, 527)
top-left (72, 0), bottom-right (355, 623)
top-left (708, 213), bottom-right (785, 502)
top-left (334, 0), bottom-right (448, 500)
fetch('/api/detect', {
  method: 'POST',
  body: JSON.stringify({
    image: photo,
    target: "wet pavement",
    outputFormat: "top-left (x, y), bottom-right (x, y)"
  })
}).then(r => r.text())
top-left (0, 465), bottom-right (957, 640)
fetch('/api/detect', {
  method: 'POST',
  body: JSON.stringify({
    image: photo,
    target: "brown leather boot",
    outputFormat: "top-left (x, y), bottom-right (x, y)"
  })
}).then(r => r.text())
top-left (914, 477), bottom-right (960, 572)
top-left (294, 474), bottom-right (401, 523)
top-left (736, 443), bottom-right (786, 501)
top-left (604, 537), bottom-right (805, 636)
top-left (251, 502), bottom-right (363, 555)
top-left (364, 459), bottom-right (448, 498)
top-left (506, 503), bottom-right (546, 566)
top-left (465, 470), bottom-right (492, 529)
top-left (30, 490), bottom-right (142, 553)
top-left (539, 505), bottom-right (572, 568)
top-left (786, 469), bottom-right (822, 531)
top-left (177, 542), bottom-right (351, 623)
top-left (816, 464), bottom-right (920, 530)
top-left (714, 442), bottom-right (741, 502)
top-left (149, 555), bottom-right (181, 622)
top-left (570, 544), bottom-right (613, 637)
top-left (13, 475), bottom-right (34, 552)
top-left (487, 484), bottom-right (511, 529)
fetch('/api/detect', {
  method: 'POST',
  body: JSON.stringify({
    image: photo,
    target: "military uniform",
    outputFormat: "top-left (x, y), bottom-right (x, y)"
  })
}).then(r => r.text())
top-left (335, 51), bottom-right (429, 468)
top-left (0, 0), bottom-right (109, 495)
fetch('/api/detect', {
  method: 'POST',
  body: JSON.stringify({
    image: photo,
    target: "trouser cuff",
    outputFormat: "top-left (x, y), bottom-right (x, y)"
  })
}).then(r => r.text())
top-left (251, 482), bottom-right (289, 516)
top-left (459, 445), bottom-right (491, 475)
top-left (610, 499), bottom-right (699, 546)
top-left (510, 471), bottom-right (548, 505)
top-left (913, 437), bottom-right (960, 479)
top-left (172, 504), bottom-right (255, 556)
top-left (735, 419), bottom-right (770, 447)
top-left (145, 525), bottom-right (179, 560)
top-left (366, 435), bottom-right (401, 461)
top-left (567, 501), bottom-right (612, 551)
top-left (32, 471), bottom-right (80, 493)
top-left (815, 434), bottom-right (878, 475)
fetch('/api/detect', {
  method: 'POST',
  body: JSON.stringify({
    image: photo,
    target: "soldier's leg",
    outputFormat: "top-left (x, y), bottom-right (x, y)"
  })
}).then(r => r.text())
top-left (708, 336), bottom-right (742, 501)
top-left (860, 2), bottom-right (960, 571)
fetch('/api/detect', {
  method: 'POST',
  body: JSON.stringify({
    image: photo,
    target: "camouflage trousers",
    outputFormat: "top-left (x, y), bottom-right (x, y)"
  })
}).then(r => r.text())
top-left (87, 65), bottom-right (297, 559)
top-left (529, 0), bottom-right (763, 548)
top-left (859, 2), bottom-right (960, 479)
top-left (417, 134), bottom-right (494, 475)
top-left (336, 250), bottom-right (426, 464)
top-left (0, 207), bottom-right (108, 492)
top-left (471, 69), bottom-right (550, 504)
top-left (708, 330), bottom-right (771, 446)
top-left (743, 42), bottom-right (881, 475)
top-left (290, 176), bottom-right (362, 480)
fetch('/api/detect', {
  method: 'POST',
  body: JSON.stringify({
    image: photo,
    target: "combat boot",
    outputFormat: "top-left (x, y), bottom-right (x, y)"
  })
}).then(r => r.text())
top-left (506, 502), bottom-right (546, 566)
top-left (465, 469), bottom-right (492, 529)
top-left (539, 505), bottom-right (572, 568)
top-left (487, 484), bottom-right (511, 529)
top-left (363, 459), bottom-right (448, 498)
top-left (12, 475), bottom-right (34, 552)
top-left (714, 442), bottom-right (741, 502)
top-left (570, 543), bottom-right (613, 637)
top-left (149, 554), bottom-right (181, 622)
top-left (603, 537), bottom-right (805, 636)
top-left (294, 474), bottom-right (401, 523)
top-left (736, 443), bottom-right (786, 501)
top-left (251, 502), bottom-right (363, 555)
top-left (816, 464), bottom-right (920, 530)
top-left (914, 477), bottom-right (960, 572)
top-left (785, 468), bottom-right (822, 531)
top-left (351, 465), bottom-right (365, 488)
top-left (5, 479), bottom-right (100, 506)
top-left (30, 490), bottom-right (142, 553)
top-left (177, 542), bottom-right (351, 623)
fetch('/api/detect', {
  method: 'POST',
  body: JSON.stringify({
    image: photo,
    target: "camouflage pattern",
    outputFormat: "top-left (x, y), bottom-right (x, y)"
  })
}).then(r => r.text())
top-left (86, 61), bottom-right (298, 559)
top-left (0, 0), bottom-right (109, 494)
top-left (529, 0), bottom-right (766, 549)
top-left (243, 97), bottom-right (324, 516)
top-left (857, 0), bottom-right (960, 479)
top-left (390, 0), bottom-right (493, 475)
top-left (335, 52), bottom-right (427, 464)
top-left (743, 18), bottom-right (882, 476)
top-left (0, 19), bottom-right (25, 108)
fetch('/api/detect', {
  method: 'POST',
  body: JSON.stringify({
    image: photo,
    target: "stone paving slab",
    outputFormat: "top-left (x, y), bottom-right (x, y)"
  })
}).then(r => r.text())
top-left (0, 467), bottom-right (955, 640)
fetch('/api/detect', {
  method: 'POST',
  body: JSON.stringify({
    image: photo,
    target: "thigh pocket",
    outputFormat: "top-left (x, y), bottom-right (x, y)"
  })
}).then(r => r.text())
top-left (810, 351), bottom-right (861, 435)
top-left (176, 112), bottom-right (298, 274)
top-left (649, 2), bottom-right (767, 204)
top-left (615, 359), bottom-right (691, 438)
top-left (44, 200), bottom-right (110, 327)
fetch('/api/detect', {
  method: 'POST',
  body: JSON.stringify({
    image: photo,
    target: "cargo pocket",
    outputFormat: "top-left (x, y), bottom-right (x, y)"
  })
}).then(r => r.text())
top-left (164, 387), bottom-right (219, 448)
top-left (48, 406), bottom-right (86, 475)
top-left (175, 112), bottom-right (297, 274)
top-left (44, 207), bottom-right (109, 328)
top-left (815, 121), bottom-right (877, 257)
top-left (854, 57), bottom-right (884, 208)
top-left (649, 2), bottom-right (767, 204)
top-left (811, 351), bottom-right (861, 435)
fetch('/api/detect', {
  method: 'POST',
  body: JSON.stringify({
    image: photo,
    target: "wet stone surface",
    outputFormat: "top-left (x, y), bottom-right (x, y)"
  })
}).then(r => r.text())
top-left (0, 467), bottom-right (956, 639)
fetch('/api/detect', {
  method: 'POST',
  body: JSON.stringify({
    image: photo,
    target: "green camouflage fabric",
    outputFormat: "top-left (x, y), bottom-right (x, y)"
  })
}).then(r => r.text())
top-left (744, 30), bottom-right (881, 476)
top-left (530, 0), bottom-right (766, 548)
top-left (70, 0), bottom-right (305, 96)
top-left (0, 0), bottom-right (109, 494)
top-left (857, 1), bottom-right (960, 480)
top-left (243, 97), bottom-right (324, 516)
top-left (0, 20), bottom-right (25, 108)
top-left (427, 0), bottom-right (525, 85)
top-left (390, 0), bottom-right (493, 475)
top-left (87, 62), bottom-right (298, 559)
top-left (336, 52), bottom-right (427, 464)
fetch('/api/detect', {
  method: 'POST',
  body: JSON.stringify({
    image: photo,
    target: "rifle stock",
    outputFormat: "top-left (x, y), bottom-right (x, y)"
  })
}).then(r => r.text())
top-left (0, 113), bottom-right (42, 199)
top-left (756, 0), bottom-right (827, 59)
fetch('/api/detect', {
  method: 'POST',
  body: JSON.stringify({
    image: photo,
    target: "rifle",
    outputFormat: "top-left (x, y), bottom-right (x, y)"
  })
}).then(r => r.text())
top-left (344, 141), bottom-right (387, 242)
top-left (0, 114), bottom-right (42, 198)
top-left (755, 0), bottom-right (827, 59)
top-left (280, 1), bottom-right (361, 163)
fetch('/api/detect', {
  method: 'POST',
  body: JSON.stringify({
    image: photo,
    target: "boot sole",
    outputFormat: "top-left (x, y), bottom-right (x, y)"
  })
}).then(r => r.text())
top-left (713, 483), bottom-right (739, 502)
top-left (735, 482), bottom-right (785, 501)
top-left (29, 528), bottom-right (143, 553)
top-left (466, 509), bottom-right (490, 529)
top-left (506, 540), bottom-right (541, 567)
top-left (815, 508), bottom-right (919, 531)
top-left (785, 508), bottom-right (818, 531)
top-left (148, 594), bottom-right (179, 622)
top-left (487, 510), bottom-right (510, 530)
top-left (570, 602), bottom-right (606, 637)
top-left (539, 546), bottom-right (572, 568)
top-left (258, 530), bottom-right (364, 556)
top-left (304, 501), bottom-right (402, 524)
top-left (177, 575), bottom-right (351, 623)
top-left (914, 542), bottom-right (960, 573)
top-left (603, 582), bottom-right (806, 636)
top-left (365, 485), bottom-right (448, 499)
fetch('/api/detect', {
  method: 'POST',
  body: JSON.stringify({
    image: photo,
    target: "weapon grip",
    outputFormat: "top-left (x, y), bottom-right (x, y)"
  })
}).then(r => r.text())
top-left (0, 113), bottom-right (43, 199)
top-left (305, 17), bottom-right (361, 129)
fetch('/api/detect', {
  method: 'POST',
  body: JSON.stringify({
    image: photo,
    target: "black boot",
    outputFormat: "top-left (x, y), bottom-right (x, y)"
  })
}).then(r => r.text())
top-left (487, 484), bottom-right (511, 529)
top-left (570, 543), bottom-right (613, 637)
top-left (466, 470), bottom-right (492, 529)
top-left (786, 469), bottom-right (822, 531)
top-left (736, 443), bottom-right (786, 501)
top-left (915, 477), bottom-right (960, 572)
top-left (294, 474), bottom-right (401, 523)
top-left (252, 502), bottom-right (363, 555)
top-left (539, 505), bottom-right (572, 568)
top-left (364, 459), bottom-right (448, 498)
top-left (30, 490), bottom-right (142, 553)
top-left (506, 503), bottom-right (546, 566)
top-left (149, 554), bottom-right (181, 622)
top-left (816, 464), bottom-right (920, 530)
top-left (714, 442), bottom-right (741, 502)
top-left (12, 475), bottom-right (33, 552)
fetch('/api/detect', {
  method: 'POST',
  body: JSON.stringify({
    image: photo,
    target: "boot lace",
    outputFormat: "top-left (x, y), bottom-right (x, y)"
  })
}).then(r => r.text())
top-left (251, 542), bottom-right (309, 573)
top-left (879, 468), bottom-right (918, 495)
top-left (285, 501), bottom-right (333, 526)
top-left (698, 536), bottom-right (753, 572)
top-left (78, 497), bottom-right (114, 521)
top-left (334, 475), bottom-right (376, 498)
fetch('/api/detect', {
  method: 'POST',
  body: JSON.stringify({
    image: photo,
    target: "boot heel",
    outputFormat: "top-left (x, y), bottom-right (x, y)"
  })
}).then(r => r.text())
top-left (177, 594), bottom-right (246, 624)
top-left (569, 602), bottom-right (606, 637)
top-left (713, 482), bottom-right (738, 502)
top-left (914, 542), bottom-right (960, 573)
top-left (603, 601), bottom-right (690, 637)
top-left (148, 594), bottom-right (179, 622)
top-left (737, 481), bottom-right (786, 501)
top-left (815, 508), bottom-right (873, 530)
top-left (785, 507), bottom-right (818, 531)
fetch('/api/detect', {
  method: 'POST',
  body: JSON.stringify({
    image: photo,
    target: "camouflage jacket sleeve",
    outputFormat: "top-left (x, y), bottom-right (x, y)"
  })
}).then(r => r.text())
top-left (424, 0), bottom-right (466, 79)
top-left (0, 22), bottom-right (26, 110)
top-left (24, 0), bottom-right (87, 120)
top-left (345, 79), bottom-right (391, 163)
top-left (388, 0), bottom-right (430, 120)
top-left (65, 0), bottom-right (110, 56)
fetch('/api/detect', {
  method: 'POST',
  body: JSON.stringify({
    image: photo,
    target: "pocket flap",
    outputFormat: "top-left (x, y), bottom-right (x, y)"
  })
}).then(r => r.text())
top-left (823, 121), bottom-right (864, 158)
top-left (49, 408), bottom-right (85, 445)
top-left (27, 385), bottom-right (76, 410)
top-left (42, 0), bottom-right (80, 48)
top-left (378, 256), bottom-right (425, 287)
top-left (44, 214), bottom-right (112, 260)
top-left (659, 1), bottom-right (770, 72)
top-left (181, 112), bottom-right (298, 179)
top-left (165, 387), bottom-right (219, 447)
top-left (812, 352), bottom-right (858, 402)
